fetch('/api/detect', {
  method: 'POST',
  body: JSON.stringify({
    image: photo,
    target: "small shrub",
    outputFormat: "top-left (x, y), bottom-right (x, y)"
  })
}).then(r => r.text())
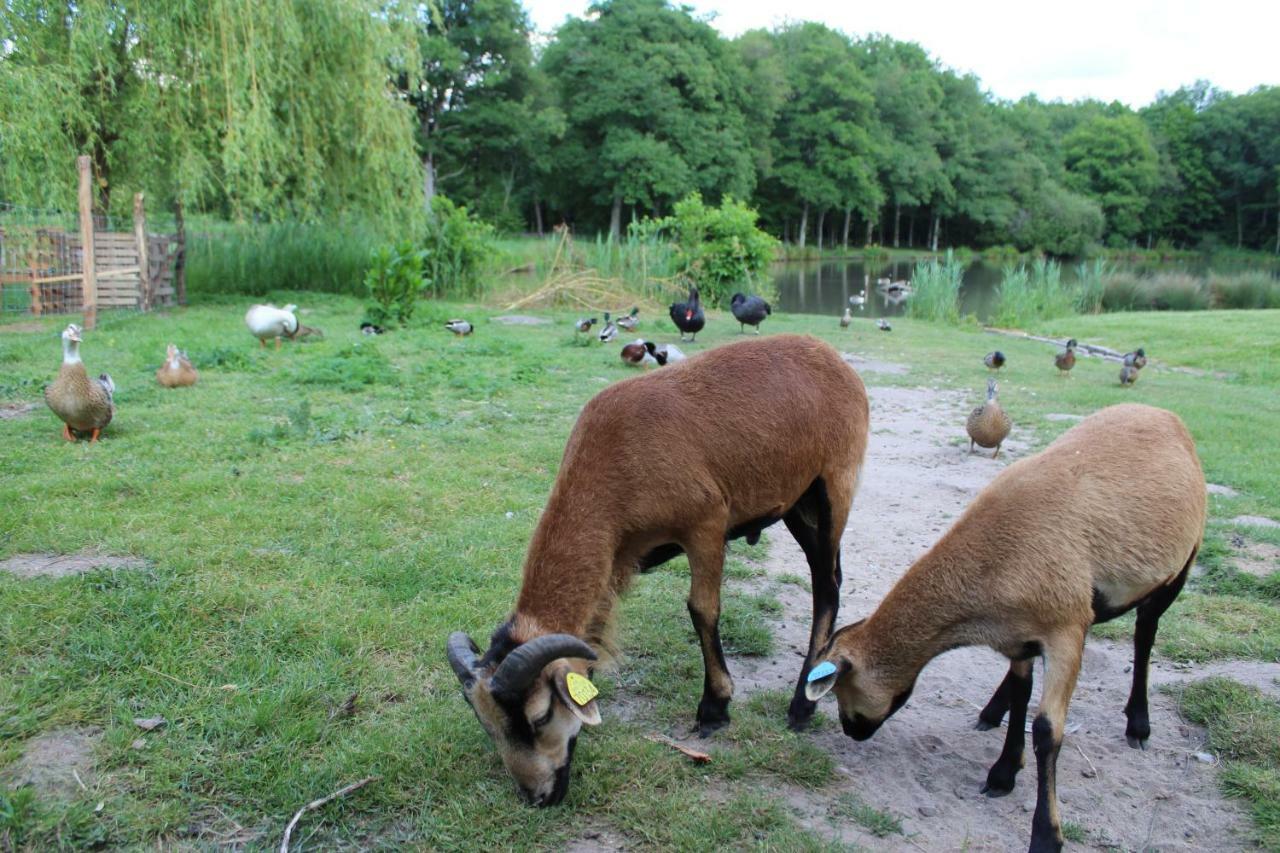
top-left (907, 250), bottom-right (964, 323)
top-left (423, 195), bottom-right (495, 299)
top-left (1100, 271), bottom-right (1145, 311)
top-left (364, 240), bottom-right (426, 327)
top-left (667, 193), bottom-right (778, 308)
top-left (1210, 271), bottom-right (1280, 309)
top-left (1146, 272), bottom-right (1209, 311)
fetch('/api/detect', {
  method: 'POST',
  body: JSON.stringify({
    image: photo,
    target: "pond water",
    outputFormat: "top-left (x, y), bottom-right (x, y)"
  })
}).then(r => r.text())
top-left (771, 258), bottom-right (1007, 322)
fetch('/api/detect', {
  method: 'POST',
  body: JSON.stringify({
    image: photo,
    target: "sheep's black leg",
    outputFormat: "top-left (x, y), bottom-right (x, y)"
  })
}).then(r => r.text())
top-left (982, 659), bottom-right (1033, 796)
top-left (783, 480), bottom-right (838, 730)
top-left (1125, 556), bottom-right (1192, 748)
top-left (685, 525), bottom-right (732, 736)
top-left (977, 662), bottom-right (1018, 729)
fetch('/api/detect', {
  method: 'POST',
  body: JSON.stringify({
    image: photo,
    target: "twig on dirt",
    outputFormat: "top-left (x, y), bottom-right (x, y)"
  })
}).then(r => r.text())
top-left (1074, 743), bottom-right (1099, 778)
top-left (72, 769), bottom-right (88, 792)
top-left (279, 776), bottom-right (378, 853)
top-left (645, 733), bottom-right (712, 764)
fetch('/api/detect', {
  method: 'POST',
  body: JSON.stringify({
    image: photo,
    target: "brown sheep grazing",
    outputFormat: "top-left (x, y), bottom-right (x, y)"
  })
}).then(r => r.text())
top-left (448, 335), bottom-right (869, 806)
top-left (804, 403), bottom-right (1205, 852)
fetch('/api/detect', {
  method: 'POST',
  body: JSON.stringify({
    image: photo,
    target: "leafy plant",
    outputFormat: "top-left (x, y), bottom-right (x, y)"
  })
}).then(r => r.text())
top-left (907, 250), bottom-right (964, 323)
top-left (364, 241), bottom-right (427, 327)
top-left (665, 193), bottom-right (778, 308)
top-left (423, 195), bottom-right (495, 299)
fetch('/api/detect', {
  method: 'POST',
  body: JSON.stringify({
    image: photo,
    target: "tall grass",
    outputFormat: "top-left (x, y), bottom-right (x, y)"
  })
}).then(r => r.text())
top-left (490, 233), bottom-right (679, 306)
top-left (1101, 272), bottom-right (1211, 311)
top-left (907, 250), bottom-right (963, 323)
top-left (1073, 258), bottom-right (1109, 314)
top-left (1210, 271), bottom-right (1280, 309)
top-left (187, 220), bottom-right (388, 296)
top-left (991, 258), bottom-right (1075, 326)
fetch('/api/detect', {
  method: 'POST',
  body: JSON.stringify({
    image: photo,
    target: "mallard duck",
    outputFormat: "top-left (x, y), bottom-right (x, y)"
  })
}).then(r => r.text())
top-left (984, 351), bottom-right (1006, 371)
top-left (293, 324), bottom-right (324, 341)
top-left (598, 312), bottom-right (618, 343)
top-left (245, 303), bottom-right (299, 349)
top-left (45, 323), bottom-right (114, 442)
top-left (877, 318), bottom-right (892, 332)
top-left (156, 344), bottom-right (198, 388)
top-left (574, 316), bottom-right (598, 334)
top-left (884, 280), bottom-right (914, 295)
top-left (1123, 348), bottom-right (1147, 370)
top-left (1120, 364), bottom-right (1139, 386)
top-left (621, 339), bottom-right (660, 368)
top-left (445, 319), bottom-right (473, 336)
top-left (615, 307), bottom-right (640, 333)
top-left (966, 378), bottom-right (1012, 458)
top-left (840, 308), bottom-right (852, 328)
top-left (1054, 338), bottom-right (1078, 376)
top-left (360, 322), bottom-right (384, 336)
top-left (730, 292), bottom-right (772, 334)
top-left (669, 286), bottom-right (705, 341)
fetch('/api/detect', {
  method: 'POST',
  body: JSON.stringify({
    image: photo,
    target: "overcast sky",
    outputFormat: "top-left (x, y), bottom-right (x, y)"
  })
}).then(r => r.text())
top-left (523, 0), bottom-right (1278, 107)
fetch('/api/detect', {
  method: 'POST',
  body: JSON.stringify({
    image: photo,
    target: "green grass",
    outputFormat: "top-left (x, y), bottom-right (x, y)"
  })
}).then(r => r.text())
top-left (1171, 678), bottom-right (1280, 847)
top-left (830, 793), bottom-right (903, 838)
top-left (2, 295), bottom-right (1278, 846)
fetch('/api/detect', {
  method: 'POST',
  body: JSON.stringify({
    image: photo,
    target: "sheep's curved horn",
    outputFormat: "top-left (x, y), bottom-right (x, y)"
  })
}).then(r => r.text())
top-left (490, 634), bottom-right (597, 702)
top-left (447, 632), bottom-right (482, 688)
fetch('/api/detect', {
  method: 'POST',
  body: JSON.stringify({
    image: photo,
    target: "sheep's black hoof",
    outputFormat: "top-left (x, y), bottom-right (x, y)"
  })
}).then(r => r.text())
top-left (787, 696), bottom-right (817, 730)
top-left (1028, 829), bottom-right (1064, 853)
top-left (1125, 714), bottom-right (1151, 749)
top-left (695, 697), bottom-right (731, 737)
top-left (1125, 734), bottom-right (1148, 750)
top-left (981, 763), bottom-right (1019, 797)
top-left (975, 718), bottom-right (999, 732)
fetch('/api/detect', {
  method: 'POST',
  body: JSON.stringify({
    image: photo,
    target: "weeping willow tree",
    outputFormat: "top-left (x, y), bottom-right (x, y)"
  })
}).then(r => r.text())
top-left (0, 0), bottom-right (423, 224)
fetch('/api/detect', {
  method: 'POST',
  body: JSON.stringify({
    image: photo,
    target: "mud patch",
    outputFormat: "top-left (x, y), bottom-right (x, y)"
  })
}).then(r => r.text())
top-left (1206, 483), bottom-right (1239, 498)
top-left (0, 552), bottom-right (148, 579)
top-left (492, 315), bottom-right (551, 326)
top-left (1044, 412), bottom-right (1084, 422)
top-left (0, 402), bottom-right (38, 420)
top-left (3, 728), bottom-right (100, 801)
top-left (841, 353), bottom-right (909, 375)
top-left (1232, 515), bottom-right (1280, 530)
top-left (563, 824), bottom-right (630, 852)
top-left (1229, 536), bottom-right (1280, 579)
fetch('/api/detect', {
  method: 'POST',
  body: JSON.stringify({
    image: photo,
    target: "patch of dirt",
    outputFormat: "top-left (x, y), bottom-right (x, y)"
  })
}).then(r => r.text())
top-left (1229, 536), bottom-right (1280, 579)
top-left (493, 314), bottom-right (552, 326)
top-left (1044, 412), bottom-right (1084, 423)
top-left (841, 353), bottom-right (909, 375)
top-left (563, 824), bottom-right (632, 852)
top-left (725, 383), bottom-right (1263, 852)
top-left (1206, 483), bottom-right (1239, 498)
top-left (0, 321), bottom-right (46, 334)
top-left (0, 552), bottom-right (147, 579)
top-left (0, 402), bottom-right (38, 420)
top-left (1231, 515), bottom-right (1280, 530)
top-left (2, 728), bottom-right (100, 801)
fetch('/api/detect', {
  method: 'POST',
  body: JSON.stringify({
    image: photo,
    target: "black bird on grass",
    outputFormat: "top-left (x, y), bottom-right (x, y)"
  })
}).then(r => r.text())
top-left (669, 286), bottom-right (705, 341)
top-left (984, 351), bottom-right (1006, 371)
top-left (730, 292), bottom-right (772, 334)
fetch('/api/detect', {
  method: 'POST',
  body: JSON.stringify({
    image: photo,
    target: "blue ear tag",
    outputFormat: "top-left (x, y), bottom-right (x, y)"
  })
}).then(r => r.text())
top-left (807, 661), bottom-right (837, 682)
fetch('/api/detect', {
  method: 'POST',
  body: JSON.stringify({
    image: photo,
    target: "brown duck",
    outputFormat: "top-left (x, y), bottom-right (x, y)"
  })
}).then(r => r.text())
top-left (966, 378), bottom-right (1011, 458)
top-left (1119, 364), bottom-right (1139, 386)
top-left (156, 343), bottom-right (198, 388)
top-left (1054, 338), bottom-right (1077, 376)
top-left (45, 323), bottom-right (115, 442)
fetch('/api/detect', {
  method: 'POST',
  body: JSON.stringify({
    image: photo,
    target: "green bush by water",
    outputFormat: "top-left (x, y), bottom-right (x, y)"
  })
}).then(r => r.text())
top-left (907, 251), bottom-right (964, 323)
top-left (991, 258), bottom-right (1074, 326)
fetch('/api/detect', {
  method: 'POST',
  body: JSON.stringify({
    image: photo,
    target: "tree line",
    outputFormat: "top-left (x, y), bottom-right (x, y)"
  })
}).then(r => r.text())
top-left (3, 0), bottom-right (1278, 254)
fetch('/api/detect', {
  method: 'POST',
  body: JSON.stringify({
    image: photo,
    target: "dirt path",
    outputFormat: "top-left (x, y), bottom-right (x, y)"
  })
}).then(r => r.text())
top-left (726, 378), bottom-right (1270, 852)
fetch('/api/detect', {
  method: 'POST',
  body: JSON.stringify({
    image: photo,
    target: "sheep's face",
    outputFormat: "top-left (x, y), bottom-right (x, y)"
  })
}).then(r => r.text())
top-left (804, 626), bottom-right (915, 741)
top-left (448, 632), bottom-right (601, 806)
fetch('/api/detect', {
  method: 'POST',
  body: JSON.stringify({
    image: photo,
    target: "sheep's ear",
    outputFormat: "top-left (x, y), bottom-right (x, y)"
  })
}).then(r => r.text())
top-left (553, 667), bottom-right (602, 726)
top-left (804, 658), bottom-right (850, 701)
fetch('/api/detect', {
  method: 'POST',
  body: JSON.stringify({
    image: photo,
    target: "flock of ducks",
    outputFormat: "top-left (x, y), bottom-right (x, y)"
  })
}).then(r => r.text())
top-left (40, 297), bottom-right (1151, 447)
top-left (964, 341), bottom-right (1150, 458)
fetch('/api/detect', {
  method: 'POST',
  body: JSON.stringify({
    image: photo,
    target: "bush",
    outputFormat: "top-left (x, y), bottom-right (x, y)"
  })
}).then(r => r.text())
top-left (363, 240), bottom-right (427, 327)
top-left (907, 250), bottom-right (964, 323)
top-left (1101, 271), bottom-right (1146, 311)
top-left (991, 258), bottom-right (1074, 327)
top-left (423, 195), bottom-right (495, 299)
top-left (1146, 272), bottom-right (1209, 311)
top-left (666, 193), bottom-right (778, 308)
top-left (1210, 271), bottom-right (1280, 309)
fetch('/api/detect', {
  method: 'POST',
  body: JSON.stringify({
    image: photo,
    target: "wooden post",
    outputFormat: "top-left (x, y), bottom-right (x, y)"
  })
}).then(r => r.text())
top-left (174, 199), bottom-right (187, 305)
top-left (77, 155), bottom-right (98, 329)
top-left (133, 192), bottom-right (150, 310)
top-left (28, 231), bottom-right (43, 316)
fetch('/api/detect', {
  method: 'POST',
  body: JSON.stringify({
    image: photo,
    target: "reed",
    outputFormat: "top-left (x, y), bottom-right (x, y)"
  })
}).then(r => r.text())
top-left (906, 250), bottom-right (963, 323)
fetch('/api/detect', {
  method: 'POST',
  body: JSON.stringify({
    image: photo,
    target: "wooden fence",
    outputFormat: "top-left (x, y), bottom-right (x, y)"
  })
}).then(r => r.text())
top-left (0, 156), bottom-right (186, 328)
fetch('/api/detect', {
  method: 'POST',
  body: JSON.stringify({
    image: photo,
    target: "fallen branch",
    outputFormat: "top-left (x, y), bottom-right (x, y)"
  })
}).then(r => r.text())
top-left (646, 733), bottom-right (712, 764)
top-left (982, 327), bottom-right (1127, 362)
top-left (279, 776), bottom-right (378, 853)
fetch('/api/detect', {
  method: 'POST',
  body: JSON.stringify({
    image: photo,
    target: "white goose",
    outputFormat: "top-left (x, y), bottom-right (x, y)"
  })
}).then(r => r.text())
top-left (245, 304), bottom-right (299, 349)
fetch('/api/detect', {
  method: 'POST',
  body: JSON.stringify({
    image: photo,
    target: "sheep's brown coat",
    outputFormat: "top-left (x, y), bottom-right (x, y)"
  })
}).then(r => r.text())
top-left (808, 403), bottom-right (1205, 853)
top-left (452, 334), bottom-right (870, 805)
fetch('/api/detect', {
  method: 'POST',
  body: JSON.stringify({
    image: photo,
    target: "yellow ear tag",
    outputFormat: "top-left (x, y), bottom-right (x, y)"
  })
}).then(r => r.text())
top-left (565, 672), bottom-right (599, 706)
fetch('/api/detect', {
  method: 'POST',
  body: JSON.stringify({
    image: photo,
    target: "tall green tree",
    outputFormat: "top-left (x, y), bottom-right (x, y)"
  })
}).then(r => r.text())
top-left (1063, 113), bottom-right (1160, 245)
top-left (541, 0), bottom-right (755, 237)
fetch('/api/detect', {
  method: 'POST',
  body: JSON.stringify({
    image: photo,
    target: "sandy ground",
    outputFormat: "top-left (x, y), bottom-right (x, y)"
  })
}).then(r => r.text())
top-left (718, 377), bottom-right (1277, 852)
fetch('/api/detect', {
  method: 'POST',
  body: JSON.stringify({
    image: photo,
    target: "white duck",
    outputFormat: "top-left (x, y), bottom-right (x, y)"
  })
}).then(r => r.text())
top-left (245, 304), bottom-right (299, 349)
